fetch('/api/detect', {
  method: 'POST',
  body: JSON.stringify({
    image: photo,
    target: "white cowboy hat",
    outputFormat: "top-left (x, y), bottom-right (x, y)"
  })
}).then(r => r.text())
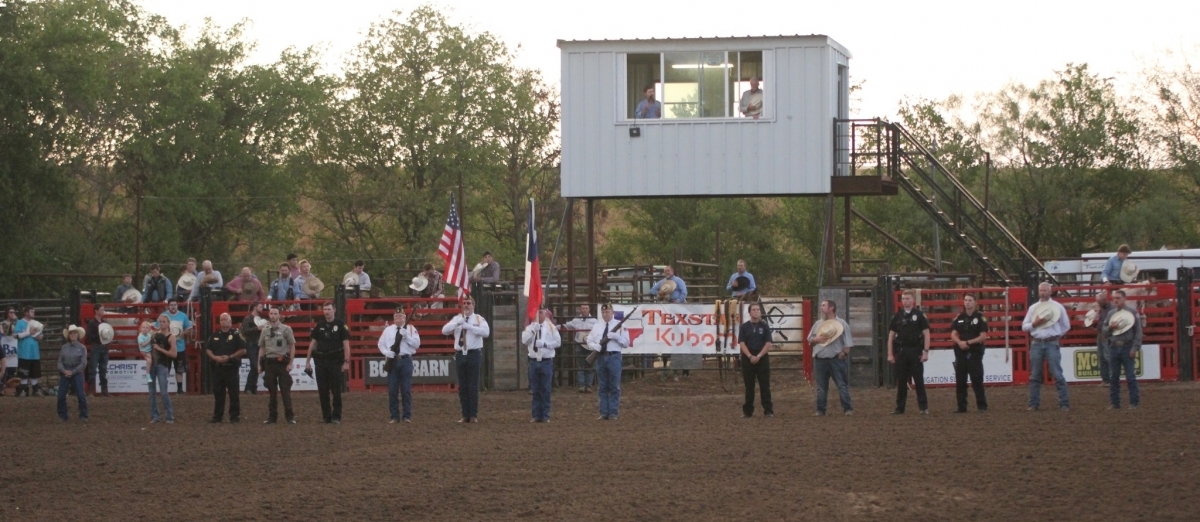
top-left (1119, 262), bottom-right (1139, 283)
top-left (177, 272), bottom-right (197, 291)
top-left (815, 319), bottom-right (844, 348)
top-left (27, 319), bottom-right (44, 336)
top-left (1083, 309), bottom-right (1098, 328)
top-left (170, 323), bottom-right (182, 337)
top-left (62, 324), bottom-right (86, 341)
top-left (342, 272), bottom-right (359, 286)
top-left (1029, 301), bottom-right (1060, 329)
top-left (1108, 309), bottom-right (1136, 336)
top-left (303, 276), bottom-right (325, 297)
top-left (470, 262), bottom-right (487, 278)
top-left (98, 323), bottom-right (115, 345)
top-left (658, 280), bottom-right (678, 296)
top-left (410, 275), bottom-right (429, 292)
top-left (253, 316), bottom-right (269, 329)
top-left (121, 288), bottom-right (143, 303)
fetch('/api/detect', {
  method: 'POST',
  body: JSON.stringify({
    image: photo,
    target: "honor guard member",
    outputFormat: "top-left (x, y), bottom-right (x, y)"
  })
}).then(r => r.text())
top-left (586, 304), bottom-right (630, 420)
top-left (442, 297), bottom-right (490, 423)
top-left (306, 302), bottom-right (351, 424)
top-left (205, 313), bottom-right (247, 423)
top-left (738, 302), bottom-right (774, 418)
top-left (259, 307), bottom-right (297, 424)
top-left (888, 289), bottom-right (931, 414)
top-left (523, 308), bottom-right (562, 423)
top-left (950, 294), bottom-right (989, 413)
top-left (378, 309), bottom-right (420, 423)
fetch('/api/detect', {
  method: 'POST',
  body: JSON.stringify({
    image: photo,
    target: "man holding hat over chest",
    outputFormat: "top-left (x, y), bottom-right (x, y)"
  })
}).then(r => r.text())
top-left (809, 300), bottom-right (853, 416)
top-left (1022, 282), bottom-right (1071, 411)
top-left (84, 305), bottom-right (114, 396)
top-left (1101, 245), bottom-right (1133, 284)
top-left (1103, 289), bottom-right (1142, 409)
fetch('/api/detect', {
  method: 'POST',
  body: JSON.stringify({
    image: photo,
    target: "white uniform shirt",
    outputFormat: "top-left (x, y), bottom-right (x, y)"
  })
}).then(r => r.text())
top-left (442, 313), bottom-right (490, 352)
top-left (377, 323), bottom-right (420, 357)
top-left (562, 316), bottom-right (599, 344)
top-left (586, 319), bottom-right (630, 353)
top-left (522, 320), bottom-right (562, 360)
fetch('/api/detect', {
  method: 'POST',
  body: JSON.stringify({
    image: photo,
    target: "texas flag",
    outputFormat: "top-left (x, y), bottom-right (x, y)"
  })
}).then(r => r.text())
top-left (524, 198), bottom-right (542, 324)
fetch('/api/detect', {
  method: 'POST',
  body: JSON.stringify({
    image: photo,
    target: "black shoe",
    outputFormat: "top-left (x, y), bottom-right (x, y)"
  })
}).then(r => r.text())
top-left (920, 409), bottom-right (929, 415)
top-left (891, 409), bottom-right (904, 415)
top-left (287, 419), bottom-right (297, 425)
top-left (332, 419), bottom-right (341, 425)
top-left (208, 418), bottom-right (222, 424)
top-left (953, 409), bottom-right (968, 414)
top-left (742, 414), bottom-right (752, 419)
top-left (263, 419), bottom-right (277, 424)
top-left (230, 418), bottom-right (240, 424)
top-left (764, 413), bottom-right (774, 418)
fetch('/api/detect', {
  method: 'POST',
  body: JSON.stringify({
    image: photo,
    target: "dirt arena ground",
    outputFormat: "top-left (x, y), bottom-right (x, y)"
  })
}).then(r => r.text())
top-left (2, 372), bottom-right (1198, 521)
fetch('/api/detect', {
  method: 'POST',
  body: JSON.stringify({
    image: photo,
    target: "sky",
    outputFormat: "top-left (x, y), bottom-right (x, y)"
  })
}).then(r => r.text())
top-left (136, 0), bottom-right (1200, 119)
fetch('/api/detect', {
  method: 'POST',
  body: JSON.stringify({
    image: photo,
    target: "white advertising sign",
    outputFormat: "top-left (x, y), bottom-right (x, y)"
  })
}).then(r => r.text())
top-left (2, 335), bottom-right (17, 366)
top-left (238, 357), bottom-right (318, 391)
top-left (611, 304), bottom-right (732, 355)
top-left (104, 359), bottom-right (183, 394)
top-left (921, 349), bottom-right (1014, 385)
top-left (743, 300), bottom-right (806, 347)
top-left (1060, 345), bottom-right (1160, 382)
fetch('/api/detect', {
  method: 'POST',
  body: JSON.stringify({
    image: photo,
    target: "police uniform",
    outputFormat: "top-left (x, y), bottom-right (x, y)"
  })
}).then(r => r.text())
top-left (889, 307), bottom-right (930, 413)
top-left (310, 318), bottom-right (350, 423)
top-left (950, 310), bottom-right (988, 412)
top-left (738, 319), bottom-right (773, 417)
top-left (258, 322), bottom-right (296, 424)
top-left (205, 328), bottom-right (247, 422)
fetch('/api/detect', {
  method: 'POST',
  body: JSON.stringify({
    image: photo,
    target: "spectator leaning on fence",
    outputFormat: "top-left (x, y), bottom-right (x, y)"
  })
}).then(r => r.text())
top-left (1101, 244), bottom-right (1132, 284)
top-left (142, 264), bottom-right (173, 304)
top-left (188, 260), bottom-right (224, 302)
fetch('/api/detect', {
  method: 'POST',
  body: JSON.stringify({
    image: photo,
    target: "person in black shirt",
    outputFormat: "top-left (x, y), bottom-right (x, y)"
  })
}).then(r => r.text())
top-left (888, 289), bottom-right (930, 414)
top-left (240, 302), bottom-right (265, 394)
top-left (205, 313), bottom-right (247, 423)
top-left (738, 302), bottom-right (774, 418)
top-left (306, 302), bottom-right (351, 424)
top-left (950, 294), bottom-right (989, 413)
top-left (84, 305), bottom-right (110, 396)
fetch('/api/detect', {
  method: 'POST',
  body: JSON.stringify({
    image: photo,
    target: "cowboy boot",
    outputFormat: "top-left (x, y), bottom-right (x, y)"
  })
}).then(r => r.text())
top-left (101, 384), bottom-right (110, 397)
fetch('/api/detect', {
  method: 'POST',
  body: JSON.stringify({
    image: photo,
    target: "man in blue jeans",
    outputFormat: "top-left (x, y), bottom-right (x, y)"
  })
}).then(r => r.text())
top-left (1022, 282), bottom-right (1071, 411)
top-left (808, 300), bottom-right (854, 416)
top-left (442, 297), bottom-right (490, 423)
top-left (379, 309), bottom-right (420, 423)
top-left (587, 304), bottom-right (629, 420)
top-left (1103, 289), bottom-right (1142, 409)
top-left (523, 308), bottom-right (561, 423)
top-left (562, 305), bottom-right (598, 393)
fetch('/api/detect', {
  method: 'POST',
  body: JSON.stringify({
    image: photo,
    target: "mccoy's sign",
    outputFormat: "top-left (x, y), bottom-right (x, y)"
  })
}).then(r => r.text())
top-left (363, 356), bottom-right (457, 385)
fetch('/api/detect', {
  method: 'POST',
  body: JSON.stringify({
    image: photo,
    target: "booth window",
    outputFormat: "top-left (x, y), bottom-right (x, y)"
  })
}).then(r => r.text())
top-left (626, 50), bottom-right (764, 120)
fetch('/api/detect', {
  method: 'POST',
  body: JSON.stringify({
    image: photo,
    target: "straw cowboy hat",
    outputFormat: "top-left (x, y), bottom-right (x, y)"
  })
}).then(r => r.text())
top-left (177, 272), bottom-right (197, 292)
top-left (1083, 309), bottom-right (1099, 328)
top-left (410, 274), bottom-right (429, 292)
top-left (303, 275), bottom-right (325, 297)
top-left (814, 319), bottom-right (844, 347)
top-left (1119, 262), bottom-right (1139, 284)
top-left (98, 323), bottom-right (115, 345)
top-left (121, 288), bottom-right (143, 303)
top-left (657, 279), bottom-right (677, 297)
top-left (240, 279), bottom-right (260, 299)
top-left (1108, 309), bottom-right (1136, 336)
top-left (62, 324), bottom-right (86, 341)
top-left (1029, 301), bottom-right (1060, 329)
top-left (342, 271), bottom-right (359, 286)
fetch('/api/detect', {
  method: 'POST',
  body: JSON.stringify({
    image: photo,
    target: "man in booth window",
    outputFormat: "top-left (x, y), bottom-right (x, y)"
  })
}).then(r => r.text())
top-left (740, 76), bottom-right (764, 119)
top-left (635, 84), bottom-right (662, 119)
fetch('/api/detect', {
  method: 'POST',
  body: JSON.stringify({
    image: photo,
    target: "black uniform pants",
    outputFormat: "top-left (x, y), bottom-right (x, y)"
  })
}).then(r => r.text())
top-left (894, 349), bottom-right (927, 412)
top-left (314, 358), bottom-right (344, 422)
top-left (741, 353), bottom-right (773, 416)
top-left (243, 343), bottom-right (259, 393)
top-left (212, 364), bottom-right (241, 421)
top-left (954, 347), bottom-right (987, 411)
top-left (263, 359), bottom-right (294, 421)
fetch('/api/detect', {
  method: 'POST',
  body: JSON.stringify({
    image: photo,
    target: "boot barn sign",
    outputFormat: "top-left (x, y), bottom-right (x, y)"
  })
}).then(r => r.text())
top-left (611, 303), bottom-right (803, 355)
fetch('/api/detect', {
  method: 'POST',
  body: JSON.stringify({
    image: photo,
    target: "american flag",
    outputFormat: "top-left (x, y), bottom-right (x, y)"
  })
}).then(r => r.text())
top-left (438, 195), bottom-right (469, 296)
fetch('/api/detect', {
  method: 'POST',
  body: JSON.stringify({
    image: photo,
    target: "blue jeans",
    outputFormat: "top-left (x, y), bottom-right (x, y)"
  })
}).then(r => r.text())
top-left (56, 371), bottom-right (88, 420)
top-left (596, 353), bottom-right (622, 417)
top-left (149, 364), bottom-right (174, 421)
top-left (1096, 340), bottom-right (1111, 384)
top-left (86, 344), bottom-right (108, 392)
top-left (455, 350), bottom-right (481, 419)
top-left (387, 356), bottom-right (413, 420)
top-left (529, 358), bottom-right (554, 421)
top-left (1029, 340), bottom-right (1069, 409)
top-left (814, 357), bottom-right (853, 414)
top-left (575, 354), bottom-right (594, 390)
top-left (1108, 346), bottom-right (1140, 407)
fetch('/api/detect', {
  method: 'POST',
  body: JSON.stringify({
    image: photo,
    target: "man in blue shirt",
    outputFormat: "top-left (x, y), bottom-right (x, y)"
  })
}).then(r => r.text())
top-left (1101, 244), bottom-right (1131, 284)
top-left (634, 84), bottom-right (662, 119)
top-left (649, 266), bottom-right (687, 303)
top-left (269, 263), bottom-right (299, 302)
top-left (159, 298), bottom-right (192, 394)
top-left (726, 259), bottom-right (757, 297)
top-left (14, 306), bottom-right (45, 396)
top-left (142, 264), bottom-right (174, 304)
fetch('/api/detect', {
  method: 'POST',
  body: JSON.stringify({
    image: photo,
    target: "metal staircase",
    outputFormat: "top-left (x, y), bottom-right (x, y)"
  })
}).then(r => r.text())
top-left (836, 119), bottom-right (1050, 286)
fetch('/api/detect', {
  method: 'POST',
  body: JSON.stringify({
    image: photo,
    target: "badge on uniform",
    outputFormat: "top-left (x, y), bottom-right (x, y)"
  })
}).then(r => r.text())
top-left (333, 325), bottom-right (338, 332)
top-left (911, 314), bottom-right (917, 322)
top-left (972, 318), bottom-right (978, 325)
top-left (228, 334), bottom-right (234, 341)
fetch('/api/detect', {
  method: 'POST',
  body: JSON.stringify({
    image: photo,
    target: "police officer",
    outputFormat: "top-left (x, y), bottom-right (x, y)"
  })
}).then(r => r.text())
top-left (306, 302), bottom-right (351, 424)
top-left (205, 313), bottom-right (247, 423)
top-left (950, 294), bottom-right (988, 413)
top-left (259, 307), bottom-right (297, 424)
top-left (888, 289), bottom-right (930, 414)
top-left (738, 302), bottom-right (774, 418)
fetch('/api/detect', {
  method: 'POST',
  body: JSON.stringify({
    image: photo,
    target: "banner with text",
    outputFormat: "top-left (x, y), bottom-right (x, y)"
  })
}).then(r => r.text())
top-left (1060, 345), bottom-right (1161, 382)
top-left (103, 360), bottom-right (183, 394)
top-left (612, 304), bottom-right (733, 355)
top-left (922, 349), bottom-right (1014, 385)
top-left (238, 357), bottom-right (318, 391)
top-left (362, 356), bottom-right (457, 386)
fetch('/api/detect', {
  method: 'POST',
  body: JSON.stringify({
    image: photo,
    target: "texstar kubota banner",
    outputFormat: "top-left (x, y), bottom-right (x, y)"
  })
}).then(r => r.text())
top-left (610, 304), bottom-right (733, 355)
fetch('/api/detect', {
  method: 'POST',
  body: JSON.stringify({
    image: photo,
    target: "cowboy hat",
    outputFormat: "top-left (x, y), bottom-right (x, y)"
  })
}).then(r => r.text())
top-left (201, 272), bottom-right (219, 285)
top-left (1108, 309), bottom-right (1136, 336)
top-left (658, 280), bottom-right (677, 296)
top-left (62, 324), bottom-right (86, 341)
top-left (1083, 309), bottom-right (1098, 328)
top-left (471, 262), bottom-right (487, 278)
top-left (27, 319), bottom-right (44, 336)
top-left (98, 323), bottom-right (115, 345)
top-left (121, 288), bottom-right (143, 303)
top-left (731, 275), bottom-right (751, 291)
top-left (1119, 262), bottom-right (1139, 284)
top-left (342, 272), bottom-right (360, 286)
top-left (1029, 301), bottom-right (1061, 329)
top-left (410, 275), bottom-right (429, 292)
top-left (303, 276), bottom-right (325, 297)
top-left (254, 315), bottom-right (269, 329)
top-left (177, 272), bottom-right (197, 291)
top-left (170, 323), bottom-right (182, 337)
top-left (240, 279), bottom-right (260, 298)
top-left (814, 319), bottom-right (844, 347)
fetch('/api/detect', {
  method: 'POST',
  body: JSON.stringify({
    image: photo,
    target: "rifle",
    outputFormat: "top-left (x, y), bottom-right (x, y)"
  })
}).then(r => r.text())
top-left (586, 306), bottom-right (639, 365)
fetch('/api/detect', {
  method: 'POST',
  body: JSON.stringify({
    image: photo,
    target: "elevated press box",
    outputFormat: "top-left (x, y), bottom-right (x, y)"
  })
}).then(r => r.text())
top-left (559, 35), bottom-right (851, 198)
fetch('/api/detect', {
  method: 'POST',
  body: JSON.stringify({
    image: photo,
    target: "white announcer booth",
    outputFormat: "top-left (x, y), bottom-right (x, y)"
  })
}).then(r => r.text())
top-left (559, 35), bottom-right (851, 198)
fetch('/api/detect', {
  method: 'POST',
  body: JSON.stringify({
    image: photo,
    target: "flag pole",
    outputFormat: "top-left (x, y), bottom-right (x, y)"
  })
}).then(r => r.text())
top-left (544, 199), bottom-right (571, 305)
